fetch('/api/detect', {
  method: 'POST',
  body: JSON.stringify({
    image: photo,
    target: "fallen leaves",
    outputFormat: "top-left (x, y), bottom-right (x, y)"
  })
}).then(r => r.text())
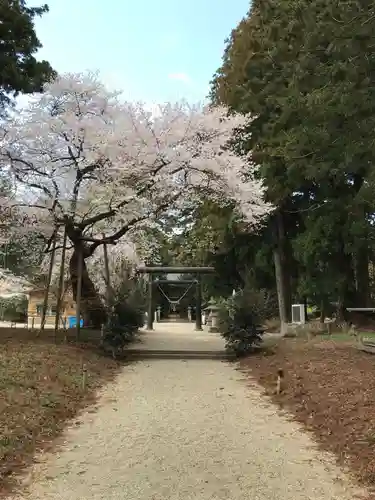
top-left (0, 330), bottom-right (121, 496)
top-left (241, 338), bottom-right (375, 495)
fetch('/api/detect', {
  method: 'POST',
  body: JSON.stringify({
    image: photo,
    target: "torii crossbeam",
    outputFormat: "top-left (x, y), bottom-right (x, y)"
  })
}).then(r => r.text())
top-left (136, 266), bottom-right (215, 331)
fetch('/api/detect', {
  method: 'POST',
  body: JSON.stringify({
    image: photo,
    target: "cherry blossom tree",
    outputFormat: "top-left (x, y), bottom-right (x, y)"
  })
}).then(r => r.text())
top-left (0, 268), bottom-right (32, 296)
top-left (0, 72), bottom-right (272, 326)
top-left (41, 235), bottom-right (141, 299)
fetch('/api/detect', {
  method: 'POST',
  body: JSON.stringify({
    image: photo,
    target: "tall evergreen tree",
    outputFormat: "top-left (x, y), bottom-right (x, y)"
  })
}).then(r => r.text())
top-left (210, 0), bottom-right (375, 318)
top-left (0, 0), bottom-right (55, 114)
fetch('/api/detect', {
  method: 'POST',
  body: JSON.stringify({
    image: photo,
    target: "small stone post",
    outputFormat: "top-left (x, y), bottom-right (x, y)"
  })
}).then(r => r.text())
top-left (156, 306), bottom-right (161, 322)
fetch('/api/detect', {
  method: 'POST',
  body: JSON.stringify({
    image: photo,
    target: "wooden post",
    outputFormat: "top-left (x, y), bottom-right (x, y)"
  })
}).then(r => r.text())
top-left (102, 235), bottom-right (111, 308)
top-left (276, 369), bottom-right (284, 394)
top-left (76, 248), bottom-right (83, 341)
top-left (327, 321), bottom-right (332, 335)
top-left (54, 226), bottom-right (67, 339)
top-left (62, 317), bottom-right (68, 343)
top-left (195, 276), bottom-right (202, 331)
top-left (39, 230), bottom-right (57, 335)
top-left (81, 362), bottom-right (87, 391)
top-left (147, 274), bottom-right (154, 330)
top-left (100, 323), bottom-right (105, 346)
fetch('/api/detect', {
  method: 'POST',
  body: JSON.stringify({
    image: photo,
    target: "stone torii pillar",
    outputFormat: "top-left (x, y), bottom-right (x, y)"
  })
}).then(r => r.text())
top-left (136, 266), bottom-right (215, 332)
top-left (195, 276), bottom-right (202, 331)
top-left (147, 274), bottom-right (154, 330)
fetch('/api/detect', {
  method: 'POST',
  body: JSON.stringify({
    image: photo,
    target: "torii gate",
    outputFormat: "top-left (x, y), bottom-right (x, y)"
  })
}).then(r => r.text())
top-left (136, 266), bottom-right (215, 331)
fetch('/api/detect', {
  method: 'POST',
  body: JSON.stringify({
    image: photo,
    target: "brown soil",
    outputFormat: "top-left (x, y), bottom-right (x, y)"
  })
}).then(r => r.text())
top-left (0, 328), bottom-right (122, 497)
top-left (241, 337), bottom-right (375, 498)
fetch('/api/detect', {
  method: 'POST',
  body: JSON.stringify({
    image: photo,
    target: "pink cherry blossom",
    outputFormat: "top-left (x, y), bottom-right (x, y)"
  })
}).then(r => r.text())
top-left (0, 72), bottom-right (272, 291)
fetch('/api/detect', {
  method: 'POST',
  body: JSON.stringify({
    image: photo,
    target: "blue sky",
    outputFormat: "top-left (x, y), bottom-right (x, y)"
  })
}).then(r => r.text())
top-left (33, 0), bottom-right (250, 105)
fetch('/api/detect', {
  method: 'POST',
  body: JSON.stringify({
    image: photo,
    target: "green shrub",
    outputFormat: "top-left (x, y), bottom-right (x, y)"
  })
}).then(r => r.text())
top-left (102, 277), bottom-right (146, 357)
top-left (103, 301), bottom-right (143, 353)
top-left (217, 292), bottom-right (264, 357)
top-left (238, 282), bottom-right (278, 324)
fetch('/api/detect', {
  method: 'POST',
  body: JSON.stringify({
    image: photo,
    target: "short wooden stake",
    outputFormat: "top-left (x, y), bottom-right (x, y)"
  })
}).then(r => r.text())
top-left (100, 323), bottom-right (105, 346)
top-left (327, 321), bottom-right (332, 335)
top-left (276, 369), bottom-right (284, 395)
top-left (82, 363), bottom-right (88, 391)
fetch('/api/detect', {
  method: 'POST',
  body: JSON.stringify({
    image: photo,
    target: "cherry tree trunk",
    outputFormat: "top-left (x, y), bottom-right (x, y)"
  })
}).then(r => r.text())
top-left (69, 248), bottom-right (106, 328)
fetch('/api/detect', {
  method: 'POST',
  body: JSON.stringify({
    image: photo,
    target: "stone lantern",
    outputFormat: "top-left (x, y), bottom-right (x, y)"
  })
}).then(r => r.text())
top-left (205, 299), bottom-right (220, 333)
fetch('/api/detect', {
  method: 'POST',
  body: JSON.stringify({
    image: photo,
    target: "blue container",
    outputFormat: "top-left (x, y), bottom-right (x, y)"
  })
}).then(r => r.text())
top-left (68, 316), bottom-right (84, 328)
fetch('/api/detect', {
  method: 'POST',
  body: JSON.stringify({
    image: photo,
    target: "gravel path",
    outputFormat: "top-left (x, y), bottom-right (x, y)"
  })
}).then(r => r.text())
top-left (8, 326), bottom-right (367, 500)
top-left (10, 365), bottom-right (366, 499)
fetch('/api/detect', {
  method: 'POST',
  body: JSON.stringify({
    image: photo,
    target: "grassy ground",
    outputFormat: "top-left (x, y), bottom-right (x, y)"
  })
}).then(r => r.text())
top-left (314, 331), bottom-right (375, 342)
top-left (0, 328), bottom-right (122, 496)
top-left (242, 335), bottom-right (375, 498)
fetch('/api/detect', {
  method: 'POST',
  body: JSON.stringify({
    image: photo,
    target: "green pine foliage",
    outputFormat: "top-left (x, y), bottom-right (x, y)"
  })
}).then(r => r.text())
top-left (0, 0), bottom-right (56, 113)
top-left (217, 293), bottom-right (264, 357)
top-left (207, 0), bottom-right (375, 315)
